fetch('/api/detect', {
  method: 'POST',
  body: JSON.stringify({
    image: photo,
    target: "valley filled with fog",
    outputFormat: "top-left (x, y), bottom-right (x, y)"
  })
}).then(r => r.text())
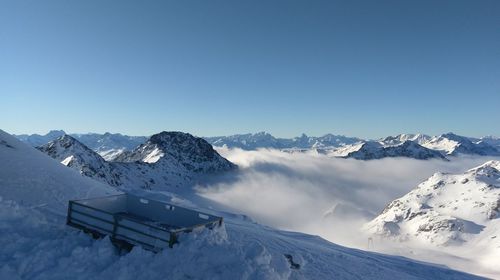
top-left (198, 148), bottom-right (500, 277)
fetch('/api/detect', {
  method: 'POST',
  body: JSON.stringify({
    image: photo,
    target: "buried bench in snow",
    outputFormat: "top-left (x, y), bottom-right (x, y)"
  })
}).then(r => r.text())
top-left (66, 193), bottom-right (223, 252)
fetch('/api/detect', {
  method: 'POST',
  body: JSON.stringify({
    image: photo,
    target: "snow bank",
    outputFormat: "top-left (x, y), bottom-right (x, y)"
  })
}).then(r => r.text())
top-left (0, 197), bottom-right (484, 280)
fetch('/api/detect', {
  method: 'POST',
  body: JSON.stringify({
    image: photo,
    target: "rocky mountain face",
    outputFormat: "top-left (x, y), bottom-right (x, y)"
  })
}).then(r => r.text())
top-left (38, 132), bottom-right (237, 189)
top-left (365, 160), bottom-right (500, 246)
top-left (115, 131), bottom-right (236, 173)
top-left (38, 135), bottom-right (122, 187)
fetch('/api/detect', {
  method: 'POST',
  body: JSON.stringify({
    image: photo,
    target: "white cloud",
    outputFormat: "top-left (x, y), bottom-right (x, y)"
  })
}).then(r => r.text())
top-left (198, 148), bottom-right (500, 248)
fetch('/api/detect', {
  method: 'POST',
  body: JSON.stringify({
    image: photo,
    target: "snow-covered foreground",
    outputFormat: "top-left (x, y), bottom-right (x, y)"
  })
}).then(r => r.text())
top-left (0, 197), bottom-right (484, 280)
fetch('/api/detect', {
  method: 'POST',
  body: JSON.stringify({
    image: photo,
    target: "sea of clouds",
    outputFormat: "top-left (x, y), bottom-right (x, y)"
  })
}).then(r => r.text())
top-left (198, 148), bottom-right (500, 248)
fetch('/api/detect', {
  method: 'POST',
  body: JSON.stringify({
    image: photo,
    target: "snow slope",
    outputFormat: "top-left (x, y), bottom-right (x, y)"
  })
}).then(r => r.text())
top-left (0, 196), bottom-right (485, 280)
top-left (0, 130), bottom-right (117, 212)
top-left (365, 161), bottom-right (500, 274)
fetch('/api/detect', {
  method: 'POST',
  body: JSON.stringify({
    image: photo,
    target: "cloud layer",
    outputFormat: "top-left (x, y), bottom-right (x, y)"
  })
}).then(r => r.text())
top-left (198, 148), bottom-right (500, 248)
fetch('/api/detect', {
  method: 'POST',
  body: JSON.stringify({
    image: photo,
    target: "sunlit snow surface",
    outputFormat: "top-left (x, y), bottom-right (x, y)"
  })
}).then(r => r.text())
top-left (0, 197), bottom-right (485, 280)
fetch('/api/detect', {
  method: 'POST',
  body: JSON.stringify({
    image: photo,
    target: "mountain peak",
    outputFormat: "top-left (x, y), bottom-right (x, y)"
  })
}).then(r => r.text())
top-left (118, 131), bottom-right (237, 173)
top-left (440, 132), bottom-right (466, 140)
top-left (467, 160), bottom-right (500, 178)
top-left (42, 134), bottom-right (91, 153)
top-left (366, 160), bottom-right (500, 247)
top-left (150, 131), bottom-right (195, 144)
top-left (46, 130), bottom-right (66, 136)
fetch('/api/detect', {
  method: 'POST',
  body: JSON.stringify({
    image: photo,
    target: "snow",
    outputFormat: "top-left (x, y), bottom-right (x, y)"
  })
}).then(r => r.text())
top-left (0, 130), bottom-right (117, 212)
top-left (204, 132), bottom-right (362, 150)
top-left (0, 129), bottom-right (485, 279)
top-left (17, 131), bottom-right (500, 160)
top-left (61, 155), bottom-right (74, 166)
top-left (422, 133), bottom-right (500, 156)
top-left (141, 147), bottom-right (164, 163)
top-left (14, 131), bottom-right (147, 162)
top-left (0, 196), bottom-right (484, 280)
top-left (38, 133), bottom-right (235, 190)
top-left (98, 148), bottom-right (125, 161)
top-left (365, 160), bottom-right (500, 276)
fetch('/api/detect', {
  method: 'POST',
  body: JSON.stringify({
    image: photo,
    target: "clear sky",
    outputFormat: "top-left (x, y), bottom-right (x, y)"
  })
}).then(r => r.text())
top-left (1, 0), bottom-right (499, 138)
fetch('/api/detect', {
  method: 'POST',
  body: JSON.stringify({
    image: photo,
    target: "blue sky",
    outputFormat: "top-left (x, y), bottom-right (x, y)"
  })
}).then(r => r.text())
top-left (1, 0), bottom-right (499, 138)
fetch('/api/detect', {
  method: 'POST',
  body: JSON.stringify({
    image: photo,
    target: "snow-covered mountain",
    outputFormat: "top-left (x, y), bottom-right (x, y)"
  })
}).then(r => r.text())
top-left (116, 131), bottom-right (236, 173)
top-left (71, 132), bottom-right (148, 160)
top-left (204, 132), bottom-right (362, 150)
top-left (337, 133), bottom-right (499, 160)
top-left (478, 136), bottom-right (500, 149)
top-left (39, 132), bottom-right (236, 189)
top-left (18, 131), bottom-right (500, 161)
top-left (205, 132), bottom-right (284, 150)
top-left (0, 129), bottom-right (117, 211)
top-left (379, 133), bottom-right (431, 146)
top-left (37, 135), bottom-right (123, 187)
top-left (342, 140), bottom-right (448, 160)
top-left (422, 133), bottom-right (500, 156)
top-left (15, 129), bottom-right (66, 147)
top-left (0, 129), bottom-right (485, 279)
top-left (365, 160), bottom-right (500, 247)
top-left (207, 132), bottom-right (500, 159)
top-left (15, 130), bottom-right (147, 161)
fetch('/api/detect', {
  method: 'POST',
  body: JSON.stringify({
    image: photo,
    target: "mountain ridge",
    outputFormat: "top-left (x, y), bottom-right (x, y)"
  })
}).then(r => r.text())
top-left (15, 130), bottom-right (500, 160)
top-left (38, 132), bottom-right (237, 190)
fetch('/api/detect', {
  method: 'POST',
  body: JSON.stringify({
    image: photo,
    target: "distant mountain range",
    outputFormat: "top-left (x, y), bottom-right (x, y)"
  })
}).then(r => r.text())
top-left (15, 131), bottom-right (500, 161)
top-left (37, 132), bottom-right (236, 190)
top-left (16, 130), bottom-right (147, 160)
top-left (205, 132), bottom-right (363, 150)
